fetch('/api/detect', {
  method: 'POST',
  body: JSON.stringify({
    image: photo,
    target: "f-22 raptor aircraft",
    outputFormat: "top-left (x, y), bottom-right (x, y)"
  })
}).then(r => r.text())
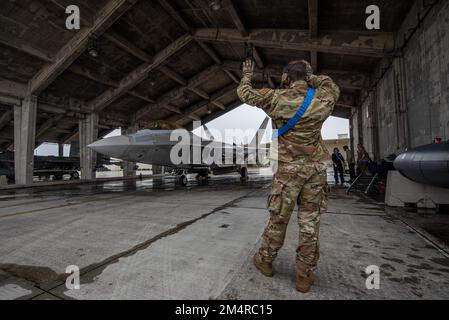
top-left (89, 118), bottom-right (271, 186)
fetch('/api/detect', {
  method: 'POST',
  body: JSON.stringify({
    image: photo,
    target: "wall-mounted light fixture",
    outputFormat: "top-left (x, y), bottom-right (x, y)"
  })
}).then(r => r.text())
top-left (88, 37), bottom-right (99, 58)
top-left (209, 0), bottom-right (222, 11)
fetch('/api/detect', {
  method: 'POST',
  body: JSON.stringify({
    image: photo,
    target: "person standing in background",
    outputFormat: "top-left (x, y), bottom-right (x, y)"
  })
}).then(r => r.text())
top-left (357, 144), bottom-right (371, 175)
top-left (332, 148), bottom-right (345, 185)
top-left (343, 145), bottom-right (356, 182)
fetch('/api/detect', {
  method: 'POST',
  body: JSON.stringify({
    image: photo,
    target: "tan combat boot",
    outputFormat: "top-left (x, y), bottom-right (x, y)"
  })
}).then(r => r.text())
top-left (296, 265), bottom-right (315, 293)
top-left (253, 252), bottom-right (273, 277)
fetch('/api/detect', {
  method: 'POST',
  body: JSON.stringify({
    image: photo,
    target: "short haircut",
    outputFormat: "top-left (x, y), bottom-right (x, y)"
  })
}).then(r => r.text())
top-left (283, 60), bottom-right (313, 82)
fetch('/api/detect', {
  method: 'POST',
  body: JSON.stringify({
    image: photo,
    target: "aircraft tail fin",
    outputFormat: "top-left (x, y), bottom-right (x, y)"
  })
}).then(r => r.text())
top-left (247, 116), bottom-right (270, 147)
top-left (203, 124), bottom-right (215, 141)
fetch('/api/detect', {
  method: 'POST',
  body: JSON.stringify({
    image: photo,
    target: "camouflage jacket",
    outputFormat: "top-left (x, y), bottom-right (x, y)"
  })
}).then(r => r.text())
top-left (237, 74), bottom-right (340, 165)
top-left (357, 149), bottom-right (371, 162)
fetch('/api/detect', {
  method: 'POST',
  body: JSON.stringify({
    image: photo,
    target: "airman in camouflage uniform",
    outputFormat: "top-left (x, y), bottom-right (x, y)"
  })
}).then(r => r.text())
top-left (237, 59), bottom-right (340, 293)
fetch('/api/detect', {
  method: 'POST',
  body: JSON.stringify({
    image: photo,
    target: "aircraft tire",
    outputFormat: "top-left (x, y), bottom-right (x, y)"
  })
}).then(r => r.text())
top-left (71, 171), bottom-right (80, 180)
top-left (180, 175), bottom-right (188, 186)
top-left (240, 167), bottom-right (248, 179)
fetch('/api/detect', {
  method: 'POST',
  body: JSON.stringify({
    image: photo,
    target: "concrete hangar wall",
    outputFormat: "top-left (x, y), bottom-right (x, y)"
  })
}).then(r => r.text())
top-left (351, 0), bottom-right (449, 160)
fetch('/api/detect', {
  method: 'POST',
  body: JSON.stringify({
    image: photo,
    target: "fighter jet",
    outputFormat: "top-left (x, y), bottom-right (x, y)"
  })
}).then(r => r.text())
top-left (0, 148), bottom-right (114, 183)
top-left (89, 118), bottom-right (271, 185)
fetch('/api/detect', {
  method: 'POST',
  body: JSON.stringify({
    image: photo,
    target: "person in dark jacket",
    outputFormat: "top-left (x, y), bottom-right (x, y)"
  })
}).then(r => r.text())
top-left (332, 148), bottom-right (345, 185)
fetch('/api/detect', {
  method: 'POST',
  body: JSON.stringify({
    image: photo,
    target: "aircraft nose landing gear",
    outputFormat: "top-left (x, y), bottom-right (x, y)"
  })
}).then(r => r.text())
top-left (175, 169), bottom-right (189, 186)
top-left (180, 174), bottom-right (188, 186)
top-left (240, 166), bottom-right (248, 182)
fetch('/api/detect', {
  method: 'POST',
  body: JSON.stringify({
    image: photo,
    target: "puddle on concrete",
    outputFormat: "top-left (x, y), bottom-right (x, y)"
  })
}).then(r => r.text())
top-left (430, 258), bottom-right (449, 267)
top-left (0, 263), bottom-right (63, 288)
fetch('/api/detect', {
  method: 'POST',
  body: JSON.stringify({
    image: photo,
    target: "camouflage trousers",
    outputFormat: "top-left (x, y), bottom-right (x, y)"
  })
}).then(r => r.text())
top-left (259, 162), bottom-right (328, 270)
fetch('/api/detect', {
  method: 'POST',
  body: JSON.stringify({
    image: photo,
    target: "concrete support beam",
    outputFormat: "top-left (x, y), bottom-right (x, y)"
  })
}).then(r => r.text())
top-left (36, 115), bottom-right (65, 139)
top-left (89, 34), bottom-right (193, 113)
top-left (103, 31), bottom-right (236, 109)
top-left (104, 31), bottom-right (152, 62)
top-left (14, 95), bottom-right (37, 185)
top-left (60, 129), bottom-right (79, 145)
top-left (194, 28), bottom-right (394, 58)
top-left (157, 0), bottom-right (194, 33)
top-left (29, 0), bottom-right (138, 95)
top-left (0, 30), bottom-right (53, 62)
top-left (333, 105), bottom-right (353, 119)
top-left (222, 69), bottom-right (240, 84)
top-left (104, 32), bottom-right (199, 91)
top-left (67, 115), bottom-right (124, 129)
top-left (0, 130), bottom-right (12, 141)
top-left (308, 0), bottom-right (319, 70)
top-left (36, 94), bottom-right (130, 126)
top-left (163, 105), bottom-right (183, 115)
top-left (79, 113), bottom-right (99, 180)
top-left (223, 0), bottom-right (264, 69)
top-left (156, 0), bottom-right (238, 84)
top-left (308, 0), bottom-right (318, 37)
top-left (197, 100), bottom-right (243, 128)
top-left (67, 64), bottom-right (155, 103)
top-left (370, 90), bottom-right (380, 159)
top-left (169, 84), bottom-right (237, 124)
top-left (223, 0), bottom-right (248, 37)
top-left (320, 69), bottom-right (368, 91)
top-left (0, 94), bottom-right (21, 107)
top-left (349, 116), bottom-right (355, 152)
top-left (201, 43), bottom-right (242, 84)
top-left (58, 143), bottom-right (65, 157)
top-left (0, 110), bottom-right (12, 132)
top-left (357, 107), bottom-right (364, 146)
top-left (135, 64), bottom-right (222, 120)
top-left (0, 79), bottom-right (26, 101)
top-left (196, 41), bottom-right (221, 64)
top-left (395, 0), bottom-right (436, 50)
top-left (123, 124), bottom-right (138, 177)
top-left (392, 56), bottom-right (410, 150)
top-left (222, 60), bottom-right (368, 91)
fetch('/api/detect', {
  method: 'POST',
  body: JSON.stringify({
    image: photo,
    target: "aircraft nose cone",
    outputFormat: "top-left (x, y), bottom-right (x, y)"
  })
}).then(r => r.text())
top-left (88, 136), bottom-right (130, 158)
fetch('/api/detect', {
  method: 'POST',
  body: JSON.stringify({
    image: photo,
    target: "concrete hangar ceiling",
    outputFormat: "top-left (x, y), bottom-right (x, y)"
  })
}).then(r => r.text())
top-left (0, 0), bottom-right (413, 150)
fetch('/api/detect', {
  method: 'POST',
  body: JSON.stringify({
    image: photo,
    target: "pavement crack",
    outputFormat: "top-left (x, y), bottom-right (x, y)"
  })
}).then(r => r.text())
top-left (0, 193), bottom-right (139, 219)
top-left (46, 193), bottom-right (253, 298)
top-left (325, 211), bottom-right (385, 217)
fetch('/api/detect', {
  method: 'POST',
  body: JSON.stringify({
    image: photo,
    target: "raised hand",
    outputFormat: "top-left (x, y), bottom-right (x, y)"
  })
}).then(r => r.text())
top-left (242, 59), bottom-right (255, 77)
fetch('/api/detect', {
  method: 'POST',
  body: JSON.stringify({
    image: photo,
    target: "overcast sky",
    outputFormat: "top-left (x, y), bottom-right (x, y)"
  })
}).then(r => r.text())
top-left (35, 104), bottom-right (349, 156)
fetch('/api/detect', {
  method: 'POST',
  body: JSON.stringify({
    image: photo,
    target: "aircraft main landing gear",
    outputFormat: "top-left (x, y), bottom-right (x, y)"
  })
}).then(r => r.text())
top-left (196, 170), bottom-right (210, 185)
top-left (175, 169), bottom-right (188, 186)
top-left (240, 167), bottom-right (248, 182)
top-left (180, 174), bottom-right (188, 186)
top-left (70, 171), bottom-right (80, 180)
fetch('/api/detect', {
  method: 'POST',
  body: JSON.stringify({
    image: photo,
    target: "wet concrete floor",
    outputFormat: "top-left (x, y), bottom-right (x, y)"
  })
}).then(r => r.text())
top-left (1, 170), bottom-right (449, 300)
